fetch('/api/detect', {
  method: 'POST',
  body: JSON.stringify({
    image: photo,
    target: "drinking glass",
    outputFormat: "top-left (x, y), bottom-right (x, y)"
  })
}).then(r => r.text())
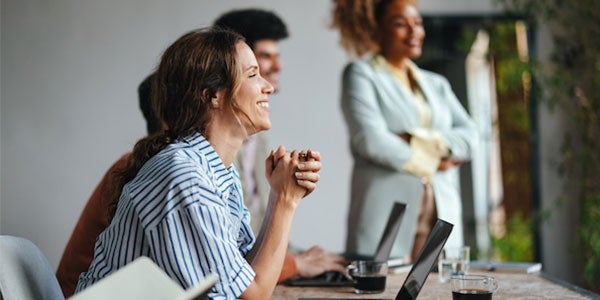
top-left (438, 246), bottom-right (470, 283)
top-left (451, 274), bottom-right (498, 300)
top-left (347, 260), bottom-right (388, 294)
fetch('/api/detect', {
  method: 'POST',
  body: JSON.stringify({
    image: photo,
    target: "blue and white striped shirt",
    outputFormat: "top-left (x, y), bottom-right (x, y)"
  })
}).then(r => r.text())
top-left (75, 132), bottom-right (256, 299)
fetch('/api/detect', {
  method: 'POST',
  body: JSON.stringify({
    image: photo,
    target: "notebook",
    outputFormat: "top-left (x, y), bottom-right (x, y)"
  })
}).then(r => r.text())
top-left (286, 202), bottom-right (407, 287)
top-left (469, 261), bottom-right (542, 274)
top-left (298, 218), bottom-right (454, 300)
top-left (70, 256), bottom-right (219, 300)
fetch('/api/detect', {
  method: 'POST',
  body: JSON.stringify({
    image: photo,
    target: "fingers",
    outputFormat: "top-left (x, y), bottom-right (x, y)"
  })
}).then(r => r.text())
top-left (268, 147), bottom-right (320, 197)
top-left (296, 150), bottom-right (321, 182)
top-left (320, 250), bottom-right (349, 274)
top-left (266, 150), bottom-right (275, 174)
top-left (295, 246), bottom-right (349, 277)
top-left (438, 158), bottom-right (462, 171)
top-left (295, 168), bottom-right (320, 182)
top-left (270, 148), bottom-right (319, 165)
top-left (330, 261), bottom-right (350, 275)
top-left (295, 149), bottom-right (321, 196)
top-left (272, 145), bottom-right (287, 166)
top-left (398, 132), bottom-right (412, 143)
top-left (307, 149), bottom-right (321, 162)
top-left (308, 247), bottom-right (349, 274)
top-left (297, 160), bottom-right (321, 173)
top-left (296, 180), bottom-right (316, 196)
top-left (299, 149), bottom-right (321, 162)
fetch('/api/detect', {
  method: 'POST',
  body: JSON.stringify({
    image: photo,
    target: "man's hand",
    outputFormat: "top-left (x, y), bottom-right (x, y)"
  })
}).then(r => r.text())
top-left (294, 246), bottom-right (348, 278)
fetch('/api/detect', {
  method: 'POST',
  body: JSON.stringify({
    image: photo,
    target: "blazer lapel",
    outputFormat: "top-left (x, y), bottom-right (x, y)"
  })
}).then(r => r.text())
top-left (409, 62), bottom-right (441, 129)
top-left (370, 56), bottom-right (420, 127)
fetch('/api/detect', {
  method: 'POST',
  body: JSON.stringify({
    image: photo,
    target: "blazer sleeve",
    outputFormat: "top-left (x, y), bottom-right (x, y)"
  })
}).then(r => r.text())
top-left (434, 76), bottom-right (477, 161)
top-left (340, 62), bottom-right (413, 172)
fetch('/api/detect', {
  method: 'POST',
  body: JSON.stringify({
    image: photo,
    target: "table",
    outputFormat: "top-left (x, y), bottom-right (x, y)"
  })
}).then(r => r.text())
top-left (273, 271), bottom-right (599, 299)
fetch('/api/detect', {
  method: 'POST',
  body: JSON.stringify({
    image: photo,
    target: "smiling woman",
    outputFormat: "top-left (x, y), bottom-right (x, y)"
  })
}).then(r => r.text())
top-left (331, 0), bottom-right (477, 262)
top-left (72, 27), bottom-right (322, 300)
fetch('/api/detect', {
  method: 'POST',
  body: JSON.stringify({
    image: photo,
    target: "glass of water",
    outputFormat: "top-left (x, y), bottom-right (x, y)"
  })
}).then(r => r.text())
top-left (438, 246), bottom-right (470, 283)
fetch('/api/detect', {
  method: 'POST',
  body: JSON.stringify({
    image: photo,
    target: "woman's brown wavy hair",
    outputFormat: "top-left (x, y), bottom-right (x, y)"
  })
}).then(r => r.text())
top-left (330, 0), bottom-right (419, 57)
top-left (104, 27), bottom-right (244, 220)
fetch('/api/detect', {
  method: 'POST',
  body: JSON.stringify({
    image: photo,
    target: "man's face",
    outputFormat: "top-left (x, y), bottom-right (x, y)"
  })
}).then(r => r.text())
top-left (253, 39), bottom-right (282, 92)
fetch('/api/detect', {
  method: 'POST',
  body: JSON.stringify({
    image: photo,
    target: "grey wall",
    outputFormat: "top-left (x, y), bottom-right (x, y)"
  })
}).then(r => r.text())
top-left (3, 0), bottom-right (581, 288)
top-left (535, 25), bottom-right (585, 283)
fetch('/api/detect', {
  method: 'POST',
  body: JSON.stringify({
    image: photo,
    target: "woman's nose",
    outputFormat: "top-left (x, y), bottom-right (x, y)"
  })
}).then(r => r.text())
top-left (263, 77), bottom-right (274, 94)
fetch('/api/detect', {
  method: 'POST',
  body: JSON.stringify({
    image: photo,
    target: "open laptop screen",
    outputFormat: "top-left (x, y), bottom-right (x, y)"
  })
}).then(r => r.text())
top-left (373, 202), bottom-right (407, 262)
top-left (286, 201), bottom-right (406, 287)
top-left (395, 219), bottom-right (453, 300)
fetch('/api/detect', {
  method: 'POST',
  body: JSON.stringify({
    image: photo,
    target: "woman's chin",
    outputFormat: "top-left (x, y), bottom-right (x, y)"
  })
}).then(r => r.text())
top-left (247, 123), bottom-right (271, 135)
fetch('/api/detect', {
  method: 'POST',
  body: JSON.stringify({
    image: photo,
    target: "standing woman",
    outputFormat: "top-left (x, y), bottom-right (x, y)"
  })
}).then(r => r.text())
top-left (75, 27), bottom-right (321, 299)
top-left (331, 0), bottom-right (476, 261)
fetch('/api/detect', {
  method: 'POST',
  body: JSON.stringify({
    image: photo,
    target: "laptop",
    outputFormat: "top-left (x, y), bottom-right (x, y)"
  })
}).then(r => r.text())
top-left (286, 202), bottom-right (407, 287)
top-left (395, 219), bottom-right (454, 299)
top-left (298, 218), bottom-right (454, 300)
top-left (70, 256), bottom-right (219, 300)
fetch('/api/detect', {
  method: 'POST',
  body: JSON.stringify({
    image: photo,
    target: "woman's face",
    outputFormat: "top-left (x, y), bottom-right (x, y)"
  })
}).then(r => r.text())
top-left (233, 41), bottom-right (275, 135)
top-left (378, 0), bottom-right (425, 60)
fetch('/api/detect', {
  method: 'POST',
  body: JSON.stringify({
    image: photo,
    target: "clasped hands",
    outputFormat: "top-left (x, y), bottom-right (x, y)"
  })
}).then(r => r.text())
top-left (398, 132), bottom-right (462, 171)
top-left (266, 145), bottom-right (321, 199)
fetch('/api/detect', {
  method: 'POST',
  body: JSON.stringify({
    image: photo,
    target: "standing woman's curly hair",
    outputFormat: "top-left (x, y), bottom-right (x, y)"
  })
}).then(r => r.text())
top-left (330, 0), bottom-right (418, 57)
top-left (105, 27), bottom-right (245, 220)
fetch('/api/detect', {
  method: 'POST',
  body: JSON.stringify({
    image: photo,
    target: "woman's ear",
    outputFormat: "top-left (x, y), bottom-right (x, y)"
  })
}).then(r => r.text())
top-left (211, 98), bottom-right (220, 109)
top-left (203, 88), bottom-right (225, 109)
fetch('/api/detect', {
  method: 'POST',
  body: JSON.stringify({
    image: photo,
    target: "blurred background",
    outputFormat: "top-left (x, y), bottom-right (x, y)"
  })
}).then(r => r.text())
top-left (2, 0), bottom-right (598, 291)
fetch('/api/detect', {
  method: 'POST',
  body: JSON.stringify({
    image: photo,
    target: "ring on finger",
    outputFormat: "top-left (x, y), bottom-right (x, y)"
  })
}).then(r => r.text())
top-left (299, 151), bottom-right (308, 161)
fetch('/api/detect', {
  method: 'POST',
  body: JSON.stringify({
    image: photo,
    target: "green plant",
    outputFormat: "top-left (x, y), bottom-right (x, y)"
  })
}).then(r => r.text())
top-left (579, 194), bottom-right (600, 285)
top-left (491, 212), bottom-right (534, 262)
top-left (498, 0), bottom-right (600, 289)
top-left (456, 19), bottom-right (536, 262)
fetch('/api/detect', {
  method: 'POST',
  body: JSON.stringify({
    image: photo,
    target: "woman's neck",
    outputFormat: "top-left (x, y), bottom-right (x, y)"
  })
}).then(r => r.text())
top-left (381, 53), bottom-right (409, 72)
top-left (205, 118), bottom-right (246, 168)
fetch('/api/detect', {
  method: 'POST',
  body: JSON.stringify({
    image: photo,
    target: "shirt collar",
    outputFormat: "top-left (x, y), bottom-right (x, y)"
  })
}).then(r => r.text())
top-left (371, 54), bottom-right (422, 81)
top-left (184, 131), bottom-right (235, 197)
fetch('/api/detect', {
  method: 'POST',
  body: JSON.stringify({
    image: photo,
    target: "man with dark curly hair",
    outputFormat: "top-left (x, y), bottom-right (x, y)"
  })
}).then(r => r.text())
top-left (214, 8), bottom-right (348, 282)
top-left (215, 9), bottom-right (287, 91)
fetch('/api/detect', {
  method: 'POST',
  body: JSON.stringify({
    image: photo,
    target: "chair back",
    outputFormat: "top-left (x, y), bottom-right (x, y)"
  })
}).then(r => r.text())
top-left (0, 235), bottom-right (64, 300)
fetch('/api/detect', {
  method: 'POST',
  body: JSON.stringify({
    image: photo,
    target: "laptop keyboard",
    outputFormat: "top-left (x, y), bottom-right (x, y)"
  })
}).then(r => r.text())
top-left (322, 271), bottom-right (349, 283)
top-left (285, 271), bottom-right (353, 287)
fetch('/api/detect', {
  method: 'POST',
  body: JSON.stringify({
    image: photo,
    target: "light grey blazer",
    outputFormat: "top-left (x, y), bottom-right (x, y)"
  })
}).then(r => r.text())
top-left (341, 56), bottom-right (477, 258)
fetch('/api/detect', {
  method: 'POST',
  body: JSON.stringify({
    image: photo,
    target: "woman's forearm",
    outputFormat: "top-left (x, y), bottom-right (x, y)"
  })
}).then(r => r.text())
top-left (241, 191), bottom-right (296, 299)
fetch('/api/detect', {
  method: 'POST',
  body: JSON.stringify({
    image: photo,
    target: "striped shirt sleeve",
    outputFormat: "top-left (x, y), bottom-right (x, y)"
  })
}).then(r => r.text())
top-left (145, 176), bottom-right (255, 299)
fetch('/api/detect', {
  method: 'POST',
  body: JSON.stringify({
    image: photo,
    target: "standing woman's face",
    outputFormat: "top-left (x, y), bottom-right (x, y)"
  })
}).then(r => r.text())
top-left (378, 0), bottom-right (425, 60)
top-left (233, 41), bottom-right (275, 135)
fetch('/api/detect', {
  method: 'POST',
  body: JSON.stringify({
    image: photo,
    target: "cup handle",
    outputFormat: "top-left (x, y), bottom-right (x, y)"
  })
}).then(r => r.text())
top-left (345, 262), bottom-right (356, 281)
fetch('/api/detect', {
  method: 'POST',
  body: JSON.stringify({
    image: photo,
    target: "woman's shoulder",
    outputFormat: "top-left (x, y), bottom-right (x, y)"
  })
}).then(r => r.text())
top-left (343, 56), bottom-right (378, 78)
top-left (128, 148), bottom-right (216, 207)
top-left (344, 56), bottom-right (373, 69)
top-left (413, 66), bottom-right (451, 86)
top-left (134, 146), bottom-right (210, 186)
